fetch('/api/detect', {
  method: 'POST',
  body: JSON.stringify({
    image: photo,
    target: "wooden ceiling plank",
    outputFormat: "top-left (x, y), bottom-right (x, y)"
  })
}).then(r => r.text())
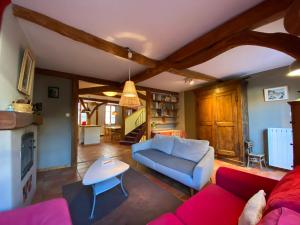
top-left (173, 31), bottom-right (300, 69)
top-left (13, 4), bottom-right (158, 68)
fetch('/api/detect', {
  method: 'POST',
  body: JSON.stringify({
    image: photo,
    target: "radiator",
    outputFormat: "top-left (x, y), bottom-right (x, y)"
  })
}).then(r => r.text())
top-left (267, 128), bottom-right (293, 170)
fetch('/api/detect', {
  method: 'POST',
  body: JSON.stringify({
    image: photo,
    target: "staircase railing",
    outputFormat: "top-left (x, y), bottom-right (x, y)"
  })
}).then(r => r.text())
top-left (135, 110), bottom-right (145, 128)
top-left (124, 107), bottom-right (146, 135)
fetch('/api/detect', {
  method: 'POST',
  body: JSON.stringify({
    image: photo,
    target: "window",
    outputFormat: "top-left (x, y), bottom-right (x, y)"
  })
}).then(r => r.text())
top-left (81, 113), bottom-right (87, 124)
top-left (105, 105), bottom-right (116, 125)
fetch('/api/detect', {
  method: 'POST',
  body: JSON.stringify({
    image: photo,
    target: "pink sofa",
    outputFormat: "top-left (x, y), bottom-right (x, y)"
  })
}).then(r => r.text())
top-left (149, 167), bottom-right (300, 225)
top-left (0, 198), bottom-right (72, 225)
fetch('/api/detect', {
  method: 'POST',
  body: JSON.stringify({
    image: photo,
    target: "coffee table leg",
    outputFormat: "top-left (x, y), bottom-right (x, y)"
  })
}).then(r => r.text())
top-left (90, 185), bottom-right (96, 219)
top-left (120, 173), bottom-right (128, 197)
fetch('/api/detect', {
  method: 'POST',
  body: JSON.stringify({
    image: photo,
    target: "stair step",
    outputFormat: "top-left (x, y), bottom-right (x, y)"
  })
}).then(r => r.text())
top-left (119, 140), bottom-right (136, 146)
top-left (125, 136), bottom-right (136, 140)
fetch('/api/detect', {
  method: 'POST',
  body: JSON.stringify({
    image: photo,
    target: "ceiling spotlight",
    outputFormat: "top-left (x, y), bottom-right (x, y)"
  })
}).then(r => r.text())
top-left (185, 78), bottom-right (195, 85)
top-left (287, 60), bottom-right (300, 77)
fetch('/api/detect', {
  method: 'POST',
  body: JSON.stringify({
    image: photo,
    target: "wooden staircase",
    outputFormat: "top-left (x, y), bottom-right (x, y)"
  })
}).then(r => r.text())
top-left (119, 123), bottom-right (146, 145)
top-left (120, 109), bottom-right (146, 145)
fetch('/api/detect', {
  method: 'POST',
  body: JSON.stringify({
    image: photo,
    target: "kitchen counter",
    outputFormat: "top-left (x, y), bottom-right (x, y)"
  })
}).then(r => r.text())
top-left (80, 125), bottom-right (101, 145)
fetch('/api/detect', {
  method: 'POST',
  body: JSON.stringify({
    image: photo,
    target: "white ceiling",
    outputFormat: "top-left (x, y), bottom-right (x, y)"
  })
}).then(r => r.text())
top-left (12, 0), bottom-right (295, 92)
top-left (190, 19), bottom-right (294, 79)
top-left (138, 72), bottom-right (206, 92)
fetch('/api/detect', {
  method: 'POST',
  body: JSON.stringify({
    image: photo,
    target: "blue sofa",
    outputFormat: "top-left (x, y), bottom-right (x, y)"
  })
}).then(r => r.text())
top-left (132, 135), bottom-right (214, 191)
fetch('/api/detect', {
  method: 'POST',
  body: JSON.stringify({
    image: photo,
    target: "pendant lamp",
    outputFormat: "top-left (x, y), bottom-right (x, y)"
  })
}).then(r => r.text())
top-left (119, 49), bottom-right (141, 108)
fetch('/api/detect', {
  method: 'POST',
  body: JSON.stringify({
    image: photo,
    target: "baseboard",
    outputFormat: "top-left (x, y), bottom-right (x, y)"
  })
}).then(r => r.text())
top-left (216, 156), bottom-right (245, 166)
top-left (37, 165), bottom-right (71, 172)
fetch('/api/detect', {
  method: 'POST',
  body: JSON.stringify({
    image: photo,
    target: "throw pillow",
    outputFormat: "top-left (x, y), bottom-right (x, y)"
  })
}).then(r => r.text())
top-left (238, 190), bottom-right (266, 225)
top-left (172, 137), bottom-right (209, 162)
top-left (257, 207), bottom-right (300, 225)
top-left (151, 134), bottom-right (175, 154)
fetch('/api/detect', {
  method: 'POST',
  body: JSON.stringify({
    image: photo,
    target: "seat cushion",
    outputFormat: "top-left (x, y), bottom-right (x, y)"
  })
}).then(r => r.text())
top-left (148, 213), bottom-right (183, 225)
top-left (266, 166), bottom-right (300, 214)
top-left (258, 207), bottom-right (300, 225)
top-left (151, 134), bottom-right (175, 154)
top-left (172, 137), bottom-right (209, 163)
top-left (137, 149), bottom-right (196, 177)
top-left (176, 184), bottom-right (246, 225)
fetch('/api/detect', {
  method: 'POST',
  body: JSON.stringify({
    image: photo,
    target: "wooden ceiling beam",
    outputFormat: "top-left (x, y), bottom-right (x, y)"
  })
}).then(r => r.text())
top-left (35, 68), bottom-right (119, 86)
top-left (79, 86), bottom-right (121, 95)
top-left (173, 31), bottom-right (300, 69)
top-left (168, 68), bottom-right (217, 81)
top-left (284, 0), bottom-right (300, 36)
top-left (79, 97), bottom-right (119, 104)
top-left (130, 0), bottom-right (293, 83)
top-left (13, 4), bottom-right (158, 68)
top-left (166, 0), bottom-right (294, 63)
top-left (14, 5), bottom-right (216, 82)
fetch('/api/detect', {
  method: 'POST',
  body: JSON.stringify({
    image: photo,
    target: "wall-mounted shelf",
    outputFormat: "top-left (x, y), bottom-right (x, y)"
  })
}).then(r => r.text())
top-left (0, 111), bottom-right (33, 130)
top-left (152, 116), bottom-right (176, 118)
top-left (150, 92), bottom-right (179, 131)
top-left (155, 122), bottom-right (177, 125)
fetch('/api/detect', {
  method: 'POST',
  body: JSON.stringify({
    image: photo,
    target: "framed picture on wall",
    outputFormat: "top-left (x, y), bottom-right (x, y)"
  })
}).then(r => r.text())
top-left (18, 48), bottom-right (35, 98)
top-left (48, 87), bottom-right (59, 98)
top-left (264, 86), bottom-right (289, 102)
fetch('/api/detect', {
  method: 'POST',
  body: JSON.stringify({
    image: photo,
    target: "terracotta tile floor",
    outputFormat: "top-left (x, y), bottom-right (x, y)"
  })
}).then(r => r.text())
top-left (33, 141), bottom-right (286, 203)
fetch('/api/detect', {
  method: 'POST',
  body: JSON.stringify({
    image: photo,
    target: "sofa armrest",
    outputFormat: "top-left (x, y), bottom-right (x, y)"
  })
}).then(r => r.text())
top-left (0, 198), bottom-right (72, 225)
top-left (132, 139), bottom-right (153, 154)
top-left (193, 147), bottom-right (214, 190)
top-left (216, 167), bottom-right (279, 200)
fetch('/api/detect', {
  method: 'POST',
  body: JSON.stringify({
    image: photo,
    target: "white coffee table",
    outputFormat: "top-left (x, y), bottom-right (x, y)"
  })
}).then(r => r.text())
top-left (82, 157), bottom-right (130, 219)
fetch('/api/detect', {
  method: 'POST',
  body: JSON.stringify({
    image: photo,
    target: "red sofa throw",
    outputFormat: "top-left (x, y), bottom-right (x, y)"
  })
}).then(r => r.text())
top-left (266, 166), bottom-right (300, 214)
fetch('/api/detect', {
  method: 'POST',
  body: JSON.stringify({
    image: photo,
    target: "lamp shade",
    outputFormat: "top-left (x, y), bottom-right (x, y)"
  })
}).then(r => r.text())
top-left (119, 80), bottom-right (141, 108)
top-left (287, 60), bottom-right (300, 77)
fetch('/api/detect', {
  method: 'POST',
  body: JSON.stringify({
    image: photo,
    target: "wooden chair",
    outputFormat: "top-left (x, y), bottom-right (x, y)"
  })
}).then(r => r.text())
top-left (245, 141), bottom-right (267, 169)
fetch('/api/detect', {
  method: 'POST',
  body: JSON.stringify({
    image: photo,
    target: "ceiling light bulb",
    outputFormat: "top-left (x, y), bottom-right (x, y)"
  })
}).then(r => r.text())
top-left (103, 91), bottom-right (118, 97)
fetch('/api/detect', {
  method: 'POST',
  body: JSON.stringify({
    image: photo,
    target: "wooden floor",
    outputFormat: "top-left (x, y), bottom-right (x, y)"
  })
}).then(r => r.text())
top-left (33, 141), bottom-right (286, 203)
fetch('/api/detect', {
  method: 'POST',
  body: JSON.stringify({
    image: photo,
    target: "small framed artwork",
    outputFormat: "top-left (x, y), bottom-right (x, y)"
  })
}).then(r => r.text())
top-left (18, 48), bottom-right (35, 98)
top-left (48, 87), bottom-right (59, 98)
top-left (264, 86), bottom-right (289, 102)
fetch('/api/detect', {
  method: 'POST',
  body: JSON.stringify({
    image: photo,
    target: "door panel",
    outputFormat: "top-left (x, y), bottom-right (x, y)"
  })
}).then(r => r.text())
top-left (197, 95), bottom-right (214, 147)
top-left (215, 91), bottom-right (238, 157)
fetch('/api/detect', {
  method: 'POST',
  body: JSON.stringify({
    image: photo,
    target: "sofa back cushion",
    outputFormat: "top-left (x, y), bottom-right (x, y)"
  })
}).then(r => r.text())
top-left (151, 134), bottom-right (175, 154)
top-left (258, 207), bottom-right (300, 225)
top-left (171, 137), bottom-right (209, 163)
top-left (265, 166), bottom-right (300, 214)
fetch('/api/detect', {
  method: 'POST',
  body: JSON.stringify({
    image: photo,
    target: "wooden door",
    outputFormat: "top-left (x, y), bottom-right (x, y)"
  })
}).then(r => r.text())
top-left (196, 94), bottom-right (215, 147)
top-left (215, 90), bottom-right (239, 158)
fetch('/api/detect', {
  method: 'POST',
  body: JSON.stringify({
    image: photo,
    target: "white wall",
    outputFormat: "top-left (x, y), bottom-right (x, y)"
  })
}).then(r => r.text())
top-left (0, 6), bottom-right (30, 110)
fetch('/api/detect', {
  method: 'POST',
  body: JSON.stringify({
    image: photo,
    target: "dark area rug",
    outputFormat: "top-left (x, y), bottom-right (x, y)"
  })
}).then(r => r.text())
top-left (63, 168), bottom-right (182, 225)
